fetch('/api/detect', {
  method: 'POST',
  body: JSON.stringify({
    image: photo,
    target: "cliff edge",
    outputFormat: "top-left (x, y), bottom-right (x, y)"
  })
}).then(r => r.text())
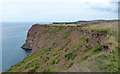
top-left (6, 21), bottom-right (118, 72)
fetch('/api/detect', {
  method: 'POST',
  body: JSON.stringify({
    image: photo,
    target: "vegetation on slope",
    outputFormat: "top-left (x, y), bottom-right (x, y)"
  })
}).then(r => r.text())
top-left (6, 21), bottom-right (118, 72)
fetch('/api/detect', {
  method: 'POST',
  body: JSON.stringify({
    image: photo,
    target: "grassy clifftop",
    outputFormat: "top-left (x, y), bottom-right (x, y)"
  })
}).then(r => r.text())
top-left (6, 21), bottom-right (118, 72)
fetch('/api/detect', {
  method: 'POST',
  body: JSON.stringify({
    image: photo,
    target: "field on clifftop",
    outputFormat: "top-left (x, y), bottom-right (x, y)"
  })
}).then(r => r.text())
top-left (6, 21), bottom-right (119, 72)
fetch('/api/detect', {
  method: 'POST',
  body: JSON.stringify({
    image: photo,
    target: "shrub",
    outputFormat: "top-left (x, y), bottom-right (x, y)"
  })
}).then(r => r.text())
top-left (93, 45), bottom-right (103, 53)
top-left (44, 57), bottom-right (50, 62)
top-left (84, 46), bottom-right (93, 52)
top-left (52, 59), bottom-right (60, 64)
top-left (65, 53), bottom-right (75, 60)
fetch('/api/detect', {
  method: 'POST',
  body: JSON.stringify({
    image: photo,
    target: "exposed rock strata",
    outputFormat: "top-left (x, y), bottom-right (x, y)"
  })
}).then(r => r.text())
top-left (22, 25), bottom-right (107, 53)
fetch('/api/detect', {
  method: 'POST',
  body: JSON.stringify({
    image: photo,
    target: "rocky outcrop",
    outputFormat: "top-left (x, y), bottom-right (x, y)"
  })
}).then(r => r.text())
top-left (21, 25), bottom-right (51, 52)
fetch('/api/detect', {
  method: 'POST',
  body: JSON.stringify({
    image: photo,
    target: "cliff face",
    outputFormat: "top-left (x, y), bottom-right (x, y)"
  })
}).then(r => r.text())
top-left (6, 21), bottom-right (118, 72)
top-left (22, 25), bottom-right (51, 52)
top-left (22, 25), bottom-right (107, 53)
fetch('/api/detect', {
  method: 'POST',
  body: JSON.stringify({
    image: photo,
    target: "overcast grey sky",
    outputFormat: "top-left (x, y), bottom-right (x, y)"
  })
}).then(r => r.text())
top-left (0, 0), bottom-right (119, 22)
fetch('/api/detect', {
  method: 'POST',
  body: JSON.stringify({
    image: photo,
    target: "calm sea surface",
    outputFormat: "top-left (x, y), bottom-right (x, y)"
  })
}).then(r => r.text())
top-left (2, 22), bottom-right (50, 72)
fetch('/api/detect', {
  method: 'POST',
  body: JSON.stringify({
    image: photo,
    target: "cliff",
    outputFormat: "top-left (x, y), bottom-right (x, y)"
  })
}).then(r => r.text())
top-left (6, 21), bottom-right (118, 72)
top-left (21, 25), bottom-right (107, 53)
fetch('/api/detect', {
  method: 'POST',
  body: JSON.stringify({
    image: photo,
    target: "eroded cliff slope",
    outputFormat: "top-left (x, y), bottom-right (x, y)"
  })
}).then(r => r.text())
top-left (6, 21), bottom-right (118, 72)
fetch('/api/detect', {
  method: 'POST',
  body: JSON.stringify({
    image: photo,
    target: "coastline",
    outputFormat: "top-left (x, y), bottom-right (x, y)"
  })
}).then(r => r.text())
top-left (4, 20), bottom-right (119, 72)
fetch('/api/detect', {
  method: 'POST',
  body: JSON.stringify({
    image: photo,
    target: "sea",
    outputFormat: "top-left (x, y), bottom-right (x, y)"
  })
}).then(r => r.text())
top-left (1, 22), bottom-right (50, 72)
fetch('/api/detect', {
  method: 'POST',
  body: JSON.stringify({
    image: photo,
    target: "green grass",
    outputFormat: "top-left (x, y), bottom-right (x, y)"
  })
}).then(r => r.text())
top-left (83, 22), bottom-right (116, 33)
top-left (64, 27), bottom-right (76, 39)
top-left (84, 46), bottom-right (93, 52)
top-left (93, 44), bottom-right (103, 53)
top-left (65, 53), bottom-right (75, 60)
top-left (44, 26), bottom-right (64, 35)
top-left (94, 49), bottom-right (118, 72)
top-left (29, 66), bottom-right (39, 72)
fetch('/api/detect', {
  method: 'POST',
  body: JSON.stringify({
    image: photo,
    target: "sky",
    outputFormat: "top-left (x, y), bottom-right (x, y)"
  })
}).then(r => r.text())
top-left (0, 0), bottom-right (119, 22)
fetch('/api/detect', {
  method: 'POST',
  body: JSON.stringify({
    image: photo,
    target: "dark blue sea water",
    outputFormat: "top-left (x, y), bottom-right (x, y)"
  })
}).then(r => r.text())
top-left (2, 22), bottom-right (50, 72)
